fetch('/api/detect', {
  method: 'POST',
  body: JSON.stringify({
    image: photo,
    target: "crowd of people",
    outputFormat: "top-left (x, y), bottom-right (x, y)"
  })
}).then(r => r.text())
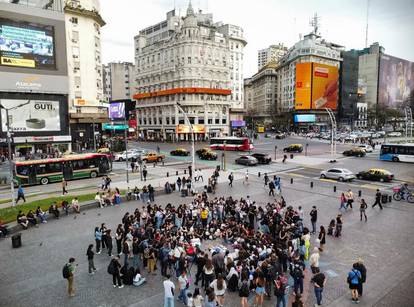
top-left (58, 170), bottom-right (372, 307)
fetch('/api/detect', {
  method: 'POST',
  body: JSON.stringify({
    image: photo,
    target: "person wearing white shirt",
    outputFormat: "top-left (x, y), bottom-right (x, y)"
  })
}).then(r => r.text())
top-left (163, 274), bottom-right (175, 307)
top-left (309, 247), bottom-right (320, 274)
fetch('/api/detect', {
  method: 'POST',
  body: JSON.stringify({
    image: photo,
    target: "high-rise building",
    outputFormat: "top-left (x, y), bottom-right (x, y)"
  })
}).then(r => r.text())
top-left (257, 44), bottom-right (287, 71)
top-left (244, 62), bottom-right (279, 124)
top-left (0, 0), bottom-right (72, 157)
top-left (133, 3), bottom-right (245, 141)
top-left (103, 62), bottom-right (135, 102)
top-left (64, 0), bottom-right (106, 150)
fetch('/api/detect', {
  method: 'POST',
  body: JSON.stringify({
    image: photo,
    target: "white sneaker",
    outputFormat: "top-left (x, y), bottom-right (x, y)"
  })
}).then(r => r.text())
top-left (118, 285), bottom-right (124, 289)
top-left (97, 251), bottom-right (101, 254)
top-left (113, 285), bottom-right (117, 288)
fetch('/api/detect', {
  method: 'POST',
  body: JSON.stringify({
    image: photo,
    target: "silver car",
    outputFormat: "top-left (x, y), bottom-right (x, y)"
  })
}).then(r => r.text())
top-left (320, 168), bottom-right (355, 182)
top-left (235, 155), bottom-right (258, 166)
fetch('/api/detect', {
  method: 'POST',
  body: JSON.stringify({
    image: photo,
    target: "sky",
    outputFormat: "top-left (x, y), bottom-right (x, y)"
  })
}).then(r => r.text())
top-left (100, 0), bottom-right (414, 77)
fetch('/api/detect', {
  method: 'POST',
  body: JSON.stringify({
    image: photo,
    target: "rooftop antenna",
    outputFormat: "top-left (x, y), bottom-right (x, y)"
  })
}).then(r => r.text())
top-left (365, 0), bottom-right (370, 48)
top-left (309, 13), bottom-right (320, 35)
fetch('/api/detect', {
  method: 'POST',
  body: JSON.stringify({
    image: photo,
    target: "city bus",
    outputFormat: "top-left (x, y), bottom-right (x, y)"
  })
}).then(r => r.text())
top-left (379, 144), bottom-right (414, 163)
top-left (14, 153), bottom-right (112, 185)
top-left (209, 137), bottom-right (253, 151)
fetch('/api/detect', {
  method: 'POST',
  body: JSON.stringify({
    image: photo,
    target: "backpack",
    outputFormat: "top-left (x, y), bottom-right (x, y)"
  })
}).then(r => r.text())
top-left (239, 281), bottom-right (249, 297)
top-left (107, 261), bottom-right (115, 275)
top-left (144, 247), bottom-right (150, 259)
top-left (293, 267), bottom-right (304, 280)
top-left (274, 281), bottom-right (286, 297)
top-left (62, 264), bottom-right (70, 279)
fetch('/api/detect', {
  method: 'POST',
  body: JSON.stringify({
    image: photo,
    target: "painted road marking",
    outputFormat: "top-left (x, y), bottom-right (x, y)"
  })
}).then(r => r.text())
top-left (325, 270), bottom-right (339, 277)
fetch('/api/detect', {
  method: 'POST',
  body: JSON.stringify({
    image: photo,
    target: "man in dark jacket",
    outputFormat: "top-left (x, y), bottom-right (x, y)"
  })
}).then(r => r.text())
top-left (353, 258), bottom-right (367, 296)
top-left (310, 206), bottom-right (318, 234)
top-left (372, 189), bottom-right (383, 210)
top-left (194, 251), bottom-right (206, 286)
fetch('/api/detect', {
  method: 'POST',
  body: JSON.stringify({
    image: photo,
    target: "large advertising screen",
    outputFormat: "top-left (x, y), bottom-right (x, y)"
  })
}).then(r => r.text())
top-left (311, 63), bottom-right (338, 110)
top-left (378, 54), bottom-right (414, 108)
top-left (109, 102), bottom-right (125, 120)
top-left (295, 63), bottom-right (312, 110)
top-left (0, 99), bottom-right (60, 132)
top-left (0, 18), bottom-right (55, 70)
top-left (294, 114), bottom-right (316, 123)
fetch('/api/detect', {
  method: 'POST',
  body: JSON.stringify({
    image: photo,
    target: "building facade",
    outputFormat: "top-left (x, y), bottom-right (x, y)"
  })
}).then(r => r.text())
top-left (257, 44), bottom-right (287, 71)
top-left (244, 62), bottom-right (279, 124)
top-left (133, 4), bottom-right (244, 141)
top-left (0, 0), bottom-right (71, 157)
top-left (103, 62), bottom-right (135, 102)
top-left (64, 0), bottom-right (107, 150)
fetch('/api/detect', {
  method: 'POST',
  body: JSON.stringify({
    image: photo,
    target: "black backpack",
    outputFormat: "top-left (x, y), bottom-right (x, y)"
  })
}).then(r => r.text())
top-left (293, 267), bottom-right (304, 280)
top-left (107, 261), bottom-right (115, 275)
top-left (62, 264), bottom-right (70, 279)
top-left (239, 281), bottom-right (249, 297)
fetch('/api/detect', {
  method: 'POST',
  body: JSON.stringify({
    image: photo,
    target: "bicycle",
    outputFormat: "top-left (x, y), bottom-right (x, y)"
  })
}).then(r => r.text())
top-left (392, 187), bottom-right (414, 203)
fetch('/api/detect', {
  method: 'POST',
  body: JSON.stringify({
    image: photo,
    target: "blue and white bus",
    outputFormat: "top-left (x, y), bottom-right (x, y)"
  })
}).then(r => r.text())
top-left (380, 144), bottom-right (414, 163)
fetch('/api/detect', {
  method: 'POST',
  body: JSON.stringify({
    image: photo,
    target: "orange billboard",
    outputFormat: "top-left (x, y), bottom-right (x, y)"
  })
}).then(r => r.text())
top-left (311, 63), bottom-right (338, 110)
top-left (295, 63), bottom-right (312, 110)
top-left (176, 124), bottom-right (206, 134)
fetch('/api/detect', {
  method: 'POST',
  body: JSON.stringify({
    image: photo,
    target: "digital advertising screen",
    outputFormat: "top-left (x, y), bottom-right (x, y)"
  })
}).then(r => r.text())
top-left (378, 54), bottom-right (414, 108)
top-left (0, 18), bottom-right (55, 70)
top-left (295, 63), bottom-right (312, 110)
top-left (311, 63), bottom-right (338, 110)
top-left (294, 114), bottom-right (316, 123)
top-left (109, 102), bottom-right (126, 119)
top-left (0, 99), bottom-right (60, 132)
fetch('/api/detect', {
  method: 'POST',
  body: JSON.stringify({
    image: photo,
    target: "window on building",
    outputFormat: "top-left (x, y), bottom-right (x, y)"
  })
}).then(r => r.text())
top-left (70, 17), bottom-right (78, 24)
top-left (187, 57), bottom-right (191, 64)
top-left (198, 118), bottom-right (204, 124)
top-left (208, 118), bottom-right (213, 124)
top-left (222, 119), bottom-right (227, 124)
top-left (215, 118), bottom-right (220, 124)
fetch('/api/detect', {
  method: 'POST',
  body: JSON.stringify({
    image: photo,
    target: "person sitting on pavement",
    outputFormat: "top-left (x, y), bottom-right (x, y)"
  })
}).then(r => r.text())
top-left (133, 186), bottom-right (140, 200)
top-left (35, 206), bottom-right (48, 223)
top-left (72, 197), bottom-right (80, 213)
top-left (0, 220), bottom-right (10, 237)
top-left (49, 203), bottom-right (60, 219)
top-left (17, 211), bottom-right (29, 229)
top-left (26, 210), bottom-right (38, 227)
top-left (121, 266), bottom-right (135, 285)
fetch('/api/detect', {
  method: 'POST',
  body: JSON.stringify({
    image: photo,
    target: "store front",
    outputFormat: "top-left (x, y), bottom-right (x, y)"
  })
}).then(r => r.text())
top-left (176, 124), bottom-right (206, 141)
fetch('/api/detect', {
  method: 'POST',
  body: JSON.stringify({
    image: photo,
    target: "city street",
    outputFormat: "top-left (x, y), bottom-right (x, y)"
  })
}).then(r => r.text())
top-left (1, 165), bottom-right (414, 307)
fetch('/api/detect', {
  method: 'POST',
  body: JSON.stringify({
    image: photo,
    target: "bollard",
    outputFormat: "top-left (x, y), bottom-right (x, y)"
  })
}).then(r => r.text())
top-left (310, 182), bottom-right (313, 188)
top-left (162, 161), bottom-right (165, 166)
top-left (153, 162), bottom-right (156, 168)
top-left (388, 195), bottom-right (392, 202)
top-left (290, 178), bottom-right (293, 184)
top-left (258, 172), bottom-right (261, 177)
top-left (184, 169), bottom-right (186, 174)
top-left (334, 186), bottom-right (337, 192)
top-left (167, 172), bottom-right (169, 177)
top-left (358, 190), bottom-right (362, 197)
top-left (176, 170), bottom-right (179, 176)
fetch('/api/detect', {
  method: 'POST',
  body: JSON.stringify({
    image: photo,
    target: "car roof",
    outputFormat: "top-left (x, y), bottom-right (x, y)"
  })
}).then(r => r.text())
top-left (368, 168), bottom-right (391, 173)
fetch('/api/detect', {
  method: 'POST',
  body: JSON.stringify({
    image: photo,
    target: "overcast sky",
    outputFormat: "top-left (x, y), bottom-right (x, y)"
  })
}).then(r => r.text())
top-left (100, 0), bottom-right (414, 77)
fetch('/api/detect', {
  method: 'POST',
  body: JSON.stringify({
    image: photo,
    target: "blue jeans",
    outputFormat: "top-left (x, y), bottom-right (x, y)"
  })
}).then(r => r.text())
top-left (132, 254), bottom-right (140, 269)
top-left (294, 278), bottom-right (303, 294)
top-left (164, 297), bottom-right (174, 307)
top-left (124, 253), bottom-right (129, 266)
top-left (311, 221), bottom-right (316, 233)
top-left (178, 288), bottom-right (187, 305)
top-left (276, 295), bottom-right (286, 307)
top-left (314, 287), bottom-right (323, 305)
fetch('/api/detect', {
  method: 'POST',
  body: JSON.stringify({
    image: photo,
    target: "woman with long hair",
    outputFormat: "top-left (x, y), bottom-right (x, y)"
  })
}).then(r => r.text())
top-left (203, 258), bottom-right (215, 292)
top-left (210, 274), bottom-right (226, 307)
top-left (255, 273), bottom-right (265, 307)
top-left (86, 244), bottom-right (96, 274)
top-left (318, 225), bottom-right (326, 252)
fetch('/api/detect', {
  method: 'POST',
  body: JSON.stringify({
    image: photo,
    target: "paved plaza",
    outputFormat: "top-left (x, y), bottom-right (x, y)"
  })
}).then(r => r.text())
top-left (1, 168), bottom-right (414, 307)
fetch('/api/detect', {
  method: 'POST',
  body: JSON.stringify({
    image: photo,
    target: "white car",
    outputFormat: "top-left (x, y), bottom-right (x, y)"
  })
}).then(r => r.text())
top-left (320, 168), bottom-right (355, 182)
top-left (388, 132), bottom-right (402, 137)
top-left (114, 150), bottom-right (142, 162)
top-left (358, 144), bottom-right (373, 153)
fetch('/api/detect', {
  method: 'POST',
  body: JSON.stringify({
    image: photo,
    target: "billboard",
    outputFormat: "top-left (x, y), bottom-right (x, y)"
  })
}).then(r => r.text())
top-left (0, 99), bottom-right (60, 132)
top-left (295, 63), bottom-right (312, 109)
top-left (176, 124), bottom-right (206, 134)
top-left (231, 120), bottom-right (246, 128)
top-left (109, 102), bottom-right (125, 120)
top-left (0, 18), bottom-right (55, 70)
top-left (378, 54), bottom-right (414, 108)
top-left (311, 63), bottom-right (338, 110)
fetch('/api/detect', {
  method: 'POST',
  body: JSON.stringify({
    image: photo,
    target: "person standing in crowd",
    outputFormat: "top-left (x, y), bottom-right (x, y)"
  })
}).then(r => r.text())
top-left (311, 268), bottom-right (326, 306)
top-left (132, 237), bottom-right (140, 269)
top-left (335, 214), bottom-right (343, 238)
top-left (291, 263), bottom-right (304, 295)
top-left (243, 170), bottom-right (249, 185)
top-left (210, 274), bottom-right (226, 307)
top-left (372, 189), bottom-right (383, 210)
top-left (143, 167), bottom-right (148, 181)
top-left (106, 229), bottom-right (113, 257)
top-left (122, 240), bottom-right (130, 266)
top-left (353, 258), bottom-right (367, 297)
top-left (176, 177), bottom-right (182, 191)
top-left (94, 227), bottom-right (102, 254)
top-left (163, 274), bottom-right (175, 307)
top-left (16, 185), bottom-right (26, 204)
top-left (228, 172), bottom-right (234, 187)
top-left (62, 178), bottom-right (68, 195)
top-left (147, 247), bottom-right (156, 275)
top-left (310, 206), bottom-right (318, 234)
top-left (345, 189), bottom-right (354, 209)
top-left (255, 273), bottom-right (266, 307)
top-left (100, 223), bottom-right (108, 250)
top-left (194, 251), bottom-right (206, 286)
top-left (177, 270), bottom-right (189, 305)
top-left (239, 273), bottom-right (249, 307)
top-left (310, 247), bottom-right (320, 274)
top-left (192, 288), bottom-right (203, 307)
top-left (115, 225), bottom-right (124, 257)
top-left (86, 244), bottom-right (97, 275)
top-left (274, 273), bottom-right (287, 307)
top-left (347, 263), bottom-right (362, 303)
top-left (203, 259), bottom-right (215, 292)
top-left (318, 226), bottom-right (326, 252)
top-left (264, 173), bottom-right (269, 186)
top-left (269, 180), bottom-right (276, 196)
top-left (108, 256), bottom-right (123, 288)
top-left (359, 199), bottom-right (368, 222)
top-left (66, 257), bottom-right (77, 297)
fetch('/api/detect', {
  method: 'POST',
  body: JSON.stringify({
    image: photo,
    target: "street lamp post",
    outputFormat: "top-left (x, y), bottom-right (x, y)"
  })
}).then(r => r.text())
top-left (325, 108), bottom-right (337, 159)
top-left (124, 117), bottom-right (129, 184)
top-left (92, 122), bottom-right (97, 151)
top-left (223, 140), bottom-right (226, 171)
top-left (176, 102), bottom-right (195, 192)
top-left (274, 145), bottom-right (277, 161)
top-left (0, 100), bottom-right (31, 207)
top-left (305, 143), bottom-right (309, 156)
